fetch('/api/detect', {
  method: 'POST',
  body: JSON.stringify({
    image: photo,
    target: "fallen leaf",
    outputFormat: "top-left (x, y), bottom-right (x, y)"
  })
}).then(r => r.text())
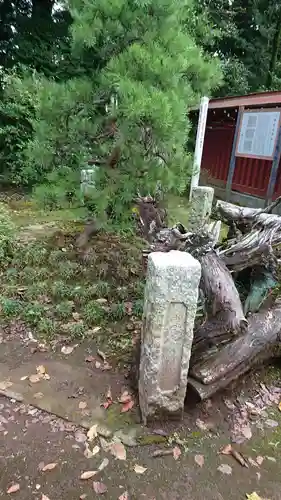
top-left (266, 456), bottom-right (276, 462)
top-left (110, 442), bottom-right (126, 460)
top-left (98, 458), bottom-right (109, 471)
top-left (246, 493), bottom-right (266, 500)
top-left (61, 345), bottom-right (75, 355)
top-left (7, 483), bottom-right (20, 494)
top-left (85, 356), bottom-right (95, 363)
top-left (248, 457), bottom-right (259, 468)
top-left (72, 312), bottom-right (80, 321)
top-left (256, 456), bottom-right (264, 466)
top-left (134, 464), bottom-right (147, 474)
top-left (121, 400), bottom-right (134, 413)
top-left (93, 482), bottom-right (108, 494)
top-left (36, 365), bottom-right (46, 375)
top-left (194, 454), bottom-right (204, 467)
top-left (173, 446), bottom-right (181, 461)
top-left (95, 361), bottom-right (102, 369)
top-left (92, 445), bottom-right (100, 456)
top-left (220, 444), bottom-right (232, 455)
top-left (29, 374), bottom-right (41, 384)
top-left (43, 373), bottom-right (50, 381)
top-left (80, 471), bottom-right (97, 480)
top-left (278, 401), bottom-right (281, 412)
top-left (97, 349), bottom-right (106, 362)
top-left (41, 463), bottom-right (58, 472)
top-left (41, 495), bottom-right (50, 500)
top-left (0, 380), bottom-right (13, 391)
top-left (79, 401), bottom-right (87, 410)
top-left (256, 472), bottom-right (261, 481)
top-left (217, 464), bottom-right (232, 475)
top-left (80, 495), bottom-right (87, 500)
top-left (119, 492), bottom-right (129, 500)
top-left (195, 418), bottom-right (207, 431)
top-left (20, 376), bottom-right (28, 381)
top-left (103, 361), bottom-right (112, 371)
top-left (119, 390), bottom-right (132, 403)
top-left (34, 392), bottom-right (44, 399)
top-left (87, 424), bottom-right (98, 442)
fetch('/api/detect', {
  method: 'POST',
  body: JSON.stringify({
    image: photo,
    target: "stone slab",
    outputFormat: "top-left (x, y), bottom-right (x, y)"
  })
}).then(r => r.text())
top-left (139, 250), bottom-right (201, 423)
top-left (188, 186), bottom-right (214, 231)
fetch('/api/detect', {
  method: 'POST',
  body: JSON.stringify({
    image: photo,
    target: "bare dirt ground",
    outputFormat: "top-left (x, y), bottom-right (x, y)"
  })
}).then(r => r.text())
top-left (1, 330), bottom-right (281, 500)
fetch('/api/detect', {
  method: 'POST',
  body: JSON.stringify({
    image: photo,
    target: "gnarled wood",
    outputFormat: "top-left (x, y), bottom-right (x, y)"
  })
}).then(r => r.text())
top-left (189, 303), bottom-right (281, 394)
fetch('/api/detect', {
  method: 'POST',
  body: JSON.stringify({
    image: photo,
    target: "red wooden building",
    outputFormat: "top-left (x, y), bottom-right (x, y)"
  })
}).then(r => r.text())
top-left (199, 91), bottom-right (281, 208)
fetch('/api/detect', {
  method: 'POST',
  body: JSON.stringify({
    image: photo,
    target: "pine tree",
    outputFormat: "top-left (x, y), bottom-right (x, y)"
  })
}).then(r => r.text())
top-left (28, 0), bottom-right (221, 223)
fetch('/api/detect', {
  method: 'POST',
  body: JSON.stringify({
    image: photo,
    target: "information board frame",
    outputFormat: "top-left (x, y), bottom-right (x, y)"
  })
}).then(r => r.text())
top-left (235, 108), bottom-right (281, 160)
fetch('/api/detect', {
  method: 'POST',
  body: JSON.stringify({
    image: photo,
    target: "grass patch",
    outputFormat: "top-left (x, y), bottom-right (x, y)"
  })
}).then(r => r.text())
top-left (0, 199), bottom-right (145, 360)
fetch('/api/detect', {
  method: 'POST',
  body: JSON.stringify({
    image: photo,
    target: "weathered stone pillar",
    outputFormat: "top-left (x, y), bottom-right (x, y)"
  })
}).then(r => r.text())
top-left (139, 250), bottom-right (201, 423)
top-left (188, 186), bottom-right (214, 231)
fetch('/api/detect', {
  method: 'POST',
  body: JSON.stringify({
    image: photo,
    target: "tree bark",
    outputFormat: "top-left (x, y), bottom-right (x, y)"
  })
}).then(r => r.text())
top-left (189, 303), bottom-right (281, 395)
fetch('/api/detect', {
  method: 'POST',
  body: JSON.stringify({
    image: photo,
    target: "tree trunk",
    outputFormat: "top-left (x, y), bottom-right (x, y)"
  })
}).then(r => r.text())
top-left (188, 303), bottom-right (281, 398)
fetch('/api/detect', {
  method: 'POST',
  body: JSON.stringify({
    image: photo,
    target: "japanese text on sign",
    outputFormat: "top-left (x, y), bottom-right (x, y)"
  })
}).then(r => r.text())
top-left (236, 110), bottom-right (280, 159)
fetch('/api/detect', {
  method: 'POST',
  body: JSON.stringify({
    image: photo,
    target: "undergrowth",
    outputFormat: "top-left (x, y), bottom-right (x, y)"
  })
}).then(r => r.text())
top-left (0, 200), bottom-right (145, 360)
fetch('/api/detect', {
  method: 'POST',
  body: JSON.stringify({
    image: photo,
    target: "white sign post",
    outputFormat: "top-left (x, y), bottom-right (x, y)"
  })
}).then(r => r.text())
top-left (190, 96), bottom-right (209, 199)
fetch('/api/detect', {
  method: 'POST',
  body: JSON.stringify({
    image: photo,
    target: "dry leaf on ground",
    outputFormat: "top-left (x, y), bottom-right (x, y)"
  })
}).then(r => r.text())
top-left (220, 444), bottom-right (232, 455)
top-left (134, 464), bottom-right (147, 474)
top-left (98, 458), bottom-right (109, 471)
top-left (119, 390), bottom-right (132, 404)
top-left (85, 355), bottom-right (95, 362)
top-left (217, 464), bottom-right (232, 475)
top-left (119, 492), bottom-right (129, 500)
top-left (278, 401), bottom-right (281, 411)
top-left (97, 350), bottom-right (107, 362)
top-left (93, 482), bottom-right (108, 494)
top-left (256, 456), bottom-right (264, 466)
top-left (194, 454), bottom-right (205, 467)
top-left (0, 380), bottom-right (13, 390)
top-left (92, 445), bottom-right (100, 456)
top-left (80, 471), bottom-right (97, 480)
top-left (36, 365), bottom-right (46, 375)
top-left (121, 400), bottom-right (134, 413)
top-left (219, 444), bottom-right (248, 467)
top-left (173, 446), bottom-right (181, 461)
top-left (87, 424), bottom-right (98, 442)
top-left (61, 345), bottom-right (75, 355)
top-left (41, 495), bottom-right (50, 500)
top-left (7, 484), bottom-right (20, 494)
top-left (110, 442), bottom-right (126, 460)
top-left (79, 401), bottom-right (87, 410)
top-left (34, 392), bottom-right (44, 399)
top-left (20, 376), bottom-right (28, 381)
top-left (246, 493), bottom-right (270, 500)
top-left (41, 463), bottom-right (58, 472)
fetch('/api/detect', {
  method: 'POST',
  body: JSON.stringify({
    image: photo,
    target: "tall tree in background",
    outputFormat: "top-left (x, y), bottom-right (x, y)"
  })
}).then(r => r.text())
top-left (197, 0), bottom-right (281, 96)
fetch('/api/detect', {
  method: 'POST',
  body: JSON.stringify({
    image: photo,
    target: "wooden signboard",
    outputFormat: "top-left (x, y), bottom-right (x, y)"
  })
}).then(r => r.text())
top-left (236, 109), bottom-right (281, 160)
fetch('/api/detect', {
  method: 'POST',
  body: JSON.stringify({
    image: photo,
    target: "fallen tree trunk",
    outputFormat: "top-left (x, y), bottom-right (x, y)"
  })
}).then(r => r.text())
top-left (188, 303), bottom-right (281, 399)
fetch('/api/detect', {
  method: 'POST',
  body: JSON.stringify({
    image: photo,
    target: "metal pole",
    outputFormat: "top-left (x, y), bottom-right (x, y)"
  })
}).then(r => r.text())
top-left (266, 122), bottom-right (281, 206)
top-left (226, 106), bottom-right (244, 202)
